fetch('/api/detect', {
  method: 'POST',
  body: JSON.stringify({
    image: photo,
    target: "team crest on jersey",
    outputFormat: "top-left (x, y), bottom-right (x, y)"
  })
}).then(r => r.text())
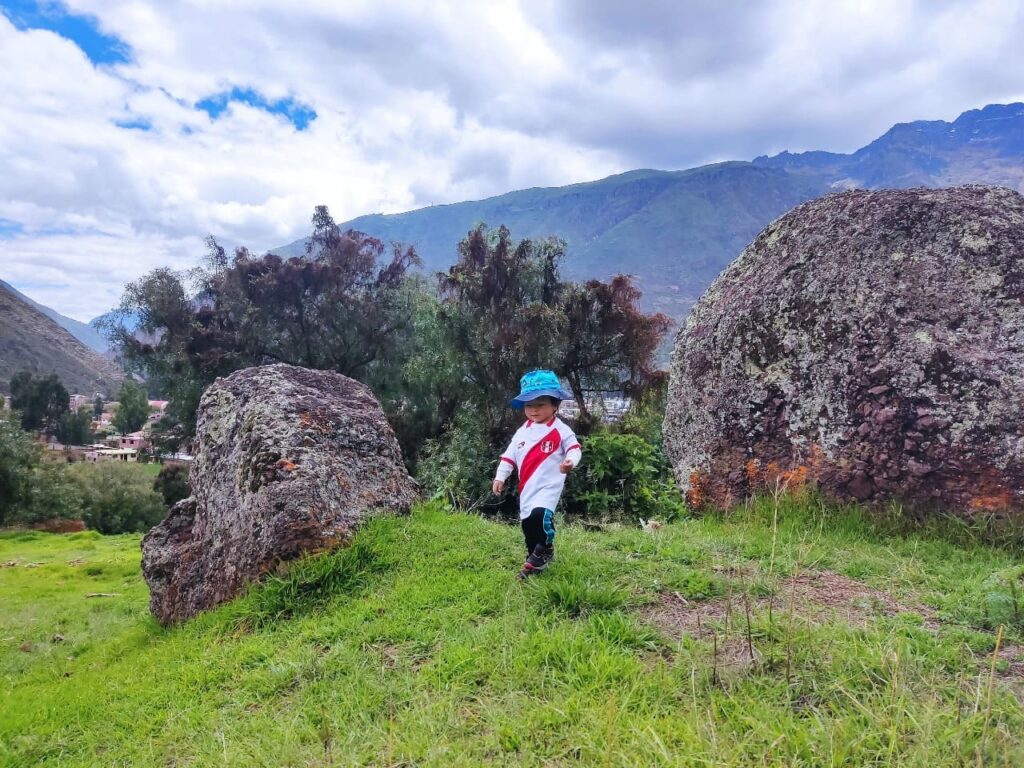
top-left (540, 440), bottom-right (555, 454)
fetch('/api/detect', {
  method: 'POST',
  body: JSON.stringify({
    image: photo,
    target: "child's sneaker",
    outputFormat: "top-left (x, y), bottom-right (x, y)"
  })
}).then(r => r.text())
top-left (528, 544), bottom-right (555, 571)
top-left (516, 561), bottom-right (537, 580)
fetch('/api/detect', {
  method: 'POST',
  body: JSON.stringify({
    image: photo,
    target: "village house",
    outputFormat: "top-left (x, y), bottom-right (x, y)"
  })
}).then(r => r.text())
top-left (147, 400), bottom-right (169, 422)
top-left (119, 431), bottom-right (151, 451)
top-left (85, 447), bottom-right (138, 463)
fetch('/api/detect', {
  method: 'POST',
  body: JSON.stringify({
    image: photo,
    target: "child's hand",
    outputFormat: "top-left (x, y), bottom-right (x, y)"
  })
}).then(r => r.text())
top-left (559, 460), bottom-right (574, 474)
top-left (492, 479), bottom-right (505, 495)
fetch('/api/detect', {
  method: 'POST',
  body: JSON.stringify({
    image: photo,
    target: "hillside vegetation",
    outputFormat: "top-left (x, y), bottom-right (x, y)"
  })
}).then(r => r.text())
top-left (3, 496), bottom-right (1024, 766)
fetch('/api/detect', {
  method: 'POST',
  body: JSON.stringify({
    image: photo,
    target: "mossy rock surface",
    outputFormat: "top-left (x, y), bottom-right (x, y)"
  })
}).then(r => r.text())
top-left (142, 363), bottom-right (417, 625)
top-left (665, 185), bottom-right (1024, 517)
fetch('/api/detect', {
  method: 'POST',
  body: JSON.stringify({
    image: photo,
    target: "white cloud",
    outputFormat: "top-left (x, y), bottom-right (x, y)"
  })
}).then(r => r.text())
top-left (1, 0), bottom-right (1023, 320)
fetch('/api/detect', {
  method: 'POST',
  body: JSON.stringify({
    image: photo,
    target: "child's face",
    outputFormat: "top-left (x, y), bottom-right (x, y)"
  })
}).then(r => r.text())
top-left (523, 397), bottom-right (558, 423)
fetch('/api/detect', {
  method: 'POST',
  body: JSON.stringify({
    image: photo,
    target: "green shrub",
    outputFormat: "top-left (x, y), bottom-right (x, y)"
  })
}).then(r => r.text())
top-left (18, 462), bottom-right (83, 524)
top-left (66, 461), bottom-right (167, 534)
top-left (416, 409), bottom-right (500, 511)
top-left (0, 410), bottom-right (38, 525)
top-left (563, 431), bottom-right (685, 521)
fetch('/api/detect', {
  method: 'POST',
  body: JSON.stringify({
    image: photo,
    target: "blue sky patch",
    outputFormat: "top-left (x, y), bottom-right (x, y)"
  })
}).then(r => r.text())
top-left (196, 87), bottom-right (317, 131)
top-left (114, 117), bottom-right (152, 131)
top-left (1, 0), bottom-right (132, 65)
top-left (0, 219), bottom-right (24, 238)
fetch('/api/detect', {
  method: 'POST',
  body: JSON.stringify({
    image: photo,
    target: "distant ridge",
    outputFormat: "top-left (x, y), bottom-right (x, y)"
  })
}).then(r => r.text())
top-left (275, 103), bottom-right (1024, 319)
top-left (0, 280), bottom-right (109, 353)
top-left (0, 281), bottom-right (121, 396)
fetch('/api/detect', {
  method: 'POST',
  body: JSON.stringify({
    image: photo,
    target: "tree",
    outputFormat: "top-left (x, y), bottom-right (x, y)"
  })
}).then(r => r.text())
top-left (422, 224), bottom-right (673, 506)
top-left (93, 395), bottom-right (104, 419)
top-left (560, 277), bottom-right (672, 428)
top-left (67, 462), bottom-right (166, 534)
top-left (0, 410), bottom-right (38, 525)
top-left (56, 407), bottom-right (94, 446)
top-left (104, 266), bottom-right (209, 440)
top-left (437, 224), bottom-right (672, 440)
top-left (437, 224), bottom-right (566, 443)
top-left (9, 371), bottom-right (70, 434)
top-left (112, 380), bottom-right (150, 434)
top-left (153, 464), bottom-right (190, 507)
top-left (106, 207), bottom-right (421, 446)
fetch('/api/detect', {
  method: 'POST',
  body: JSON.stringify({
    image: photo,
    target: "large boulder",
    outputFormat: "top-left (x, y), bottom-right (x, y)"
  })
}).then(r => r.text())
top-left (664, 185), bottom-right (1024, 517)
top-left (142, 364), bottom-right (417, 625)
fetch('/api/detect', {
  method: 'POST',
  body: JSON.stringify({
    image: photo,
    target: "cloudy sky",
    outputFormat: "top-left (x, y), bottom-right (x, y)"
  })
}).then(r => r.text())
top-left (1, 0), bottom-right (1022, 321)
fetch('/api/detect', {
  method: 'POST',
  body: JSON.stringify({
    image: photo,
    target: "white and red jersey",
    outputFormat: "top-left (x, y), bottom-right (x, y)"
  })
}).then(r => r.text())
top-left (495, 416), bottom-right (582, 519)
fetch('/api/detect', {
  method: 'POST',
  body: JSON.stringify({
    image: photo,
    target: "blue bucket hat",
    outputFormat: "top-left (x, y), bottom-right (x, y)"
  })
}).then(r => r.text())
top-left (510, 369), bottom-right (573, 409)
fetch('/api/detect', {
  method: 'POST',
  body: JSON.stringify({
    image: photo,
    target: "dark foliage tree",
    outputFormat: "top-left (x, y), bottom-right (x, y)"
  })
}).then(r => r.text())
top-left (104, 267), bottom-right (205, 438)
top-left (93, 395), bottom-right (104, 419)
top-left (106, 207), bottom-right (422, 450)
top-left (437, 224), bottom-right (672, 439)
top-left (153, 464), bottom-right (190, 508)
top-left (9, 371), bottom-right (69, 434)
top-left (422, 224), bottom-right (673, 506)
top-left (112, 379), bottom-right (150, 434)
top-left (437, 224), bottom-right (566, 442)
top-left (56, 407), bottom-right (94, 446)
top-left (560, 277), bottom-right (672, 429)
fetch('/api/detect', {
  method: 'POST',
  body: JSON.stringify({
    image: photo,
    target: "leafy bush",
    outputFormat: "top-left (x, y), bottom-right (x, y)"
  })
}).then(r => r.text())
top-left (416, 409), bottom-right (502, 512)
top-left (563, 431), bottom-right (685, 521)
top-left (18, 462), bottom-right (83, 524)
top-left (0, 410), bottom-right (38, 524)
top-left (67, 461), bottom-right (167, 534)
top-left (153, 464), bottom-right (191, 507)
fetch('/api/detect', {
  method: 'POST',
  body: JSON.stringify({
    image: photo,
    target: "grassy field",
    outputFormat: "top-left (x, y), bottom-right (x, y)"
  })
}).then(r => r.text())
top-left (2, 494), bottom-right (1023, 766)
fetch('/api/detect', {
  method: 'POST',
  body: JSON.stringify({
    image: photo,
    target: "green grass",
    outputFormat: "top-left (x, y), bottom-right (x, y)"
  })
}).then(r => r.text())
top-left (2, 495), bottom-right (1023, 766)
top-left (135, 462), bottom-right (163, 478)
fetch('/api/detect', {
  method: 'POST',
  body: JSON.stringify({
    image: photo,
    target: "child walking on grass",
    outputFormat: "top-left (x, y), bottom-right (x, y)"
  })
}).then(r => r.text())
top-left (492, 370), bottom-right (582, 579)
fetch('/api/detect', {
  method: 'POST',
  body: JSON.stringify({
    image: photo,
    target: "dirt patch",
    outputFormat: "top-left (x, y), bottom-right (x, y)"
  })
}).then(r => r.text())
top-left (32, 519), bottom-right (87, 533)
top-left (644, 569), bottom-right (941, 643)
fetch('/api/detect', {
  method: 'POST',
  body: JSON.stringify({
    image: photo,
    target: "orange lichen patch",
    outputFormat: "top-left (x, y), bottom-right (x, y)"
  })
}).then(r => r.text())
top-left (298, 409), bottom-right (332, 434)
top-left (969, 487), bottom-right (1014, 512)
top-left (779, 464), bottom-right (809, 489)
top-left (687, 471), bottom-right (708, 509)
top-left (744, 455), bottom-right (814, 495)
top-left (276, 458), bottom-right (298, 472)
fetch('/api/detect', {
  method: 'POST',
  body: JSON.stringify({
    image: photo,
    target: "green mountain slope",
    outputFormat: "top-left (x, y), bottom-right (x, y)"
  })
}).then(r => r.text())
top-left (275, 103), bottom-right (1024, 318)
top-left (0, 280), bottom-right (109, 353)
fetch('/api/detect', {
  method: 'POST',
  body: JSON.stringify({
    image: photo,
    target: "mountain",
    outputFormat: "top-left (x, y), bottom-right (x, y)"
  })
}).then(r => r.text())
top-left (275, 103), bottom-right (1024, 319)
top-left (0, 281), bottom-right (122, 396)
top-left (754, 103), bottom-right (1024, 191)
top-left (0, 280), bottom-right (109, 353)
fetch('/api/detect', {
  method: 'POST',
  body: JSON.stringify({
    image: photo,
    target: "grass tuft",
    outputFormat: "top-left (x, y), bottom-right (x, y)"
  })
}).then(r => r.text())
top-left (238, 538), bottom-right (386, 629)
top-left (533, 572), bottom-right (628, 617)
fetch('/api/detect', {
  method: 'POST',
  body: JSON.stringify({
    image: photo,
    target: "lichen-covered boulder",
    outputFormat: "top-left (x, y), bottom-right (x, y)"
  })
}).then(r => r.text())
top-left (142, 364), bottom-right (417, 625)
top-left (664, 185), bottom-right (1024, 517)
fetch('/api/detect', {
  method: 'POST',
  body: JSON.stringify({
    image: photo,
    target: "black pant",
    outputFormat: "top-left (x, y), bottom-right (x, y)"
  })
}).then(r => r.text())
top-left (522, 507), bottom-right (555, 555)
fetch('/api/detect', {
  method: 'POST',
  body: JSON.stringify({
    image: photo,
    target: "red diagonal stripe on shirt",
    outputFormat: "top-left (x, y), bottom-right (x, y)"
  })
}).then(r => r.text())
top-left (519, 428), bottom-right (561, 492)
